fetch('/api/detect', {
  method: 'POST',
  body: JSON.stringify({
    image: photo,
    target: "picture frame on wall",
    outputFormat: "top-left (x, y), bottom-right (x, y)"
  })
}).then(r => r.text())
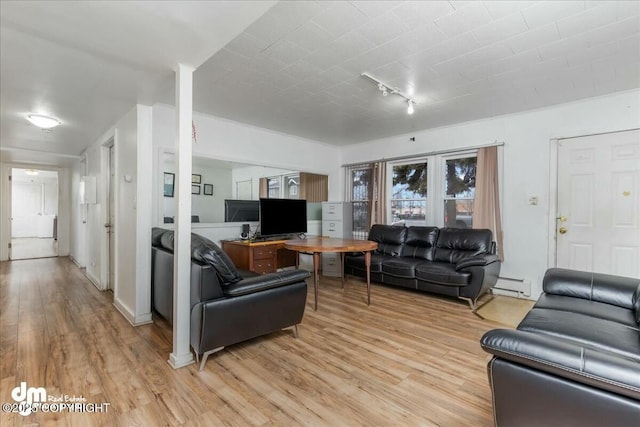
top-left (191, 184), bottom-right (200, 195)
top-left (192, 174), bottom-right (202, 184)
top-left (163, 172), bottom-right (175, 197)
top-left (203, 184), bottom-right (213, 196)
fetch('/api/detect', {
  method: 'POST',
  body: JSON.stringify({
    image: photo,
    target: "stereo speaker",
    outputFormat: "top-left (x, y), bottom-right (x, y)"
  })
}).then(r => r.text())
top-left (241, 224), bottom-right (250, 240)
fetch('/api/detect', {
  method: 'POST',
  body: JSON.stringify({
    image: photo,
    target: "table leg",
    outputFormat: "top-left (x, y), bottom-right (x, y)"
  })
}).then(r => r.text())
top-left (365, 251), bottom-right (371, 306)
top-left (340, 252), bottom-right (345, 289)
top-left (313, 252), bottom-right (320, 311)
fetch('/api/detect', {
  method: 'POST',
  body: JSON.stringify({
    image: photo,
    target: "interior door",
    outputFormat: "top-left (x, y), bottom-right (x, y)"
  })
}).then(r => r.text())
top-left (556, 129), bottom-right (640, 277)
top-left (11, 182), bottom-right (42, 238)
top-left (108, 145), bottom-right (115, 290)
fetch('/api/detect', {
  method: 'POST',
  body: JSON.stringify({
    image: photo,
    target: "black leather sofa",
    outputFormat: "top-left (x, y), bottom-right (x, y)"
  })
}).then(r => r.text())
top-left (151, 228), bottom-right (310, 370)
top-left (344, 224), bottom-right (500, 310)
top-left (481, 268), bottom-right (640, 426)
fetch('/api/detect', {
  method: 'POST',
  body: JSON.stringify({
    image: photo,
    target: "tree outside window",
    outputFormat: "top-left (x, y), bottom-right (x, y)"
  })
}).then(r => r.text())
top-left (392, 162), bottom-right (428, 226)
top-left (444, 157), bottom-right (476, 228)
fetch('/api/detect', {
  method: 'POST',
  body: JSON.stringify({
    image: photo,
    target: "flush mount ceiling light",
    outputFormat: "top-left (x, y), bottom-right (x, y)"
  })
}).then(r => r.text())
top-left (24, 169), bottom-right (40, 176)
top-left (362, 72), bottom-right (417, 115)
top-left (26, 113), bottom-right (61, 129)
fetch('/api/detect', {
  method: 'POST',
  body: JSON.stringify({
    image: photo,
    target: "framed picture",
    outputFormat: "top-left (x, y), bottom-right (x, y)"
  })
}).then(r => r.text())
top-left (163, 172), bottom-right (175, 197)
top-left (203, 184), bottom-right (214, 196)
top-left (191, 184), bottom-right (200, 195)
top-left (192, 174), bottom-right (202, 184)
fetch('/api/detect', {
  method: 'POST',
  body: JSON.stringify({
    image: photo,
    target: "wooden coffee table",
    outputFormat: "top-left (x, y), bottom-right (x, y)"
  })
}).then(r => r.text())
top-left (284, 237), bottom-right (378, 310)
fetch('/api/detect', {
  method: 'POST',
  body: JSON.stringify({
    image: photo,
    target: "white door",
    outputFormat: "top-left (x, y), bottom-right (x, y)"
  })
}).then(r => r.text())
top-left (108, 145), bottom-right (115, 290)
top-left (11, 182), bottom-right (42, 238)
top-left (557, 129), bottom-right (640, 277)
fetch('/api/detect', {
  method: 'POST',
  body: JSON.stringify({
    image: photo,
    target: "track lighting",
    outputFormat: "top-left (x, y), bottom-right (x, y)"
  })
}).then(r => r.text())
top-left (407, 100), bottom-right (414, 115)
top-left (362, 72), bottom-right (417, 115)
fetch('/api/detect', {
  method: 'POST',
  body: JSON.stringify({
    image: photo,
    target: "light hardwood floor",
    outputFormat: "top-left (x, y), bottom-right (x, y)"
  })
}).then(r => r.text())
top-left (0, 257), bottom-right (516, 426)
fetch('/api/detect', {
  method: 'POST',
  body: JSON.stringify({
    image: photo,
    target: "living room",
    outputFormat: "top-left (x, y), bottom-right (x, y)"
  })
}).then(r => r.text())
top-left (1, 1), bottom-right (639, 425)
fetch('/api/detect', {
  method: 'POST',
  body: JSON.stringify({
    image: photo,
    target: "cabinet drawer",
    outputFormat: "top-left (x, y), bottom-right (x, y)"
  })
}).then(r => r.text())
top-left (253, 260), bottom-right (276, 274)
top-left (322, 221), bottom-right (343, 237)
top-left (322, 203), bottom-right (344, 220)
top-left (252, 246), bottom-right (276, 260)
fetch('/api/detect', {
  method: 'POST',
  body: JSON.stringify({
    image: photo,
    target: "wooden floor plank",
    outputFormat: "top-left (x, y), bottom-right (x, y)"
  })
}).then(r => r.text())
top-left (0, 257), bottom-right (522, 426)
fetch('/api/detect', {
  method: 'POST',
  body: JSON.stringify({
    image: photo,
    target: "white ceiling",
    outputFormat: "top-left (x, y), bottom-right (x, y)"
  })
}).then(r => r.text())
top-left (1, 1), bottom-right (639, 166)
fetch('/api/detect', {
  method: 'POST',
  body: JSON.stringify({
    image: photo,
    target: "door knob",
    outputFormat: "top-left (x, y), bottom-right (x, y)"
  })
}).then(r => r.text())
top-left (104, 223), bottom-right (111, 228)
top-left (556, 216), bottom-right (568, 222)
top-left (559, 227), bottom-right (568, 234)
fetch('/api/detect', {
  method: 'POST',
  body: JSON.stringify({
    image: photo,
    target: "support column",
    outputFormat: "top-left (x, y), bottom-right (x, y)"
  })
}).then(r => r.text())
top-left (168, 63), bottom-right (195, 369)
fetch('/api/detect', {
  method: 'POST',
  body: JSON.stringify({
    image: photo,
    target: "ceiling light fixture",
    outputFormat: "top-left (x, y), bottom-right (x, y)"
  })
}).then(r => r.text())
top-left (24, 169), bottom-right (40, 176)
top-left (407, 100), bottom-right (414, 115)
top-left (362, 72), bottom-right (417, 115)
top-left (26, 113), bottom-right (61, 129)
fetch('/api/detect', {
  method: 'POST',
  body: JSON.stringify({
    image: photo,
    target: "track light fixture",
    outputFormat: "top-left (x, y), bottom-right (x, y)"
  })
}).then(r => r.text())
top-left (362, 72), bottom-right (417, 115)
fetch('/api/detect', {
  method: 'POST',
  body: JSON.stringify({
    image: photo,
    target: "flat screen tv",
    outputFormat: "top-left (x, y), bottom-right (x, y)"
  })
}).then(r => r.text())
top-left (224, 200), bottom-right (259, 222)
top-left (259, 198), bottom-right (307, 237)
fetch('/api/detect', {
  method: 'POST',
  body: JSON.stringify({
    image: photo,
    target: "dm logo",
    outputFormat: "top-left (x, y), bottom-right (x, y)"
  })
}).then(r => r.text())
top-left (11, 382), bottom-right (46, 416)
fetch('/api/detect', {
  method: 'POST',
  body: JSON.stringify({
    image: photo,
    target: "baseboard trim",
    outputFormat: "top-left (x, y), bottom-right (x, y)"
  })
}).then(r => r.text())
top-left (168, 352), bottom-right (195, 369)
top-left (85, 270), bottom-right (102, 289)
top-left (113, 299), bottom-right (153, 326)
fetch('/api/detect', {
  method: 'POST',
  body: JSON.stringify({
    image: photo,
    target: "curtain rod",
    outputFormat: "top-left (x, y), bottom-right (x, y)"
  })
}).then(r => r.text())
top-left (342, 141), bottom-right (505, 168)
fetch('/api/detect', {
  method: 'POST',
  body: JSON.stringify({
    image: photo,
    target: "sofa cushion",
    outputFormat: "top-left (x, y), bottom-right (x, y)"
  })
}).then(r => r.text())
top-left (518, 308), bottom-right (640, 362)
top-left (415, 262), bottom-right (471, 286)
top-left (152, 227), bottom-right (167, 247)
top-left (433, 228), bottom-right (492, 264)
top-left (401, 226), bottom-right (439, 260)
top-left (368, 224), bottom-right (406, 256)
top-left (191, 234), bottom-right (242, 285)
top-left (534, 294), bottom-right (638, 327)
top-left (382, 257), bottom-right (427, 278)
top-left (344, 253), bottom-right (386, 273)
top-left (159, 230), bottom-right (242, 286)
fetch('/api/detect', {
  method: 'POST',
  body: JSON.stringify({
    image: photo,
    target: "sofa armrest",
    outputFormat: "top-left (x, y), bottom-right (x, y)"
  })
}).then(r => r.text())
top-left (222, 269), bottom-right (310, 297)
top-left (481, 328), bottom-right (640, 400)
top-left (455, 254), bottom-right (499, 271)
top-left (543, 268), bottom-right (639, 310)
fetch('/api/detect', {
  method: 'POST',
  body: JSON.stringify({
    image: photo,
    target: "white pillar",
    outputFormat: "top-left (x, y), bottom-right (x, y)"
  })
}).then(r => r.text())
top-left (168, 64), bottom-right (195, 369)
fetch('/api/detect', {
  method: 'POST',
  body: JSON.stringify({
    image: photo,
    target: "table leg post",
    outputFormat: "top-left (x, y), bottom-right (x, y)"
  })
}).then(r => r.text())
top-left (313, 252), bottom-right (320, 311)
top-left (365, 251), bottom-right (371, 306)
top-left (340, 252), bottom-right (345, 289)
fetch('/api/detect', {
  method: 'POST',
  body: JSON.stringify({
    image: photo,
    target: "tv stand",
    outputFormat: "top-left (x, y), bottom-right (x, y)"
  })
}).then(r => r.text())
top-left (221, 239), bottom-right (297, 274)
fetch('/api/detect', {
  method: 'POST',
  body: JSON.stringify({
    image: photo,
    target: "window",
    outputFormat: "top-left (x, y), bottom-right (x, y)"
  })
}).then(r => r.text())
top-left (346, 165), bottom-right (372, 239)
top-left (443, 156), bottom-right (476, 228)
top-left (284, 174), bottom-right (299, 199)
top-left (267, 177), bottom-right (280, 198)
top-left (391, 162), bottom-right (427, 226)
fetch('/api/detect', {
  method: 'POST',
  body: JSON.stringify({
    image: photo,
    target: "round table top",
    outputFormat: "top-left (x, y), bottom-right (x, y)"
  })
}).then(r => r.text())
top-left (284, 237), bottom-right (378, 253)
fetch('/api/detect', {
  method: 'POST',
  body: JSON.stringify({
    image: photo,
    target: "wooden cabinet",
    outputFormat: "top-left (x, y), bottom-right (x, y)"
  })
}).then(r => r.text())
top-left (222, 239), bottom-right (297, 274)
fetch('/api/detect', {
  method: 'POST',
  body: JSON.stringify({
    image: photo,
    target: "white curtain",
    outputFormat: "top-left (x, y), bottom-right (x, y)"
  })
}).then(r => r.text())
top-left (474, 146), bottom-right (504, 260)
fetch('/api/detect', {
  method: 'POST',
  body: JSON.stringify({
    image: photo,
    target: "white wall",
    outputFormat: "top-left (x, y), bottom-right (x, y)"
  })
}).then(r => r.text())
top-left (341, 89), bottom-right (640, 299)
top-left (69, 159), bottom-right (86, 267)
top-left (151, 103), bottom-right (342, 239)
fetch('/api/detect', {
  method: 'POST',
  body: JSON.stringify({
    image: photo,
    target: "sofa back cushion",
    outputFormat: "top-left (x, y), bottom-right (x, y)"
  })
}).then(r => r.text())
top-left (402, 226), bottom-right (439, 260)
top-left (633, 283), bottom-right (640, 324)
top-left (368, 224), bottom-right (407, 256)
top-left (152, 227), bottom-right (167, 247)
top-left (159, 230), bottom-right (242, 286)
top-left (434, 228), bottom-right (492, 264)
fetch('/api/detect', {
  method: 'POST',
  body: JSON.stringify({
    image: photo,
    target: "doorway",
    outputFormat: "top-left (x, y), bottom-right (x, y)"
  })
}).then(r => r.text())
top-left (10, 168), bottom-right (59, 260)
top-left (556, 129), bottom-right (640, 277)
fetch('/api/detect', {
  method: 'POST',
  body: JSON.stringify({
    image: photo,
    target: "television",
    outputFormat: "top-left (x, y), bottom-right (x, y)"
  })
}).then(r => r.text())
top-left (259, 198), bottom-right (307, 237)
top-left (224, 200), bottom-right (259, 222)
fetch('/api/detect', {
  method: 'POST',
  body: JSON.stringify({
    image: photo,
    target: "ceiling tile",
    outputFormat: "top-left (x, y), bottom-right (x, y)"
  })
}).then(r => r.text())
top-left (537, 33), bottom-right (589, 61)
top-left (583, 16), bottom-right (640, 48)
top-left (224, 32), bottom-right (270, 58)
top-left (283, 21), bottom-right (335, 54)
top-left (566, 39), bottom-right (619, 67)
top-left (350, 1), bottom-right (401, 19)
top-left (263, 39), bottom-right (311, 65)
top-left (312, 2), bottom-right (368, 38)
top-left (281, 60), bottom-right (323, 81)
top-left (472, 12), bottom-right (529, 46)
top-left (392, 1), bottom-right (455, 30)
top-left (556, 4), bottom-right (618, 38)
top-left (504, 22), bottom-right (560, 53)
top-left (483, 1), bottom-right (537, 20)
top-left (434, 1), bottom-right (493, 37)
top-left (244, 12), bottom-right (299, 47)
top-left (521, 1), bottom-right (586, 29)
top-left (357, 13), bottom-right (409, 46)
top-left (330, 30), bottom-right (377, 62)
top-left (319, 66), bottom-right (356, 86)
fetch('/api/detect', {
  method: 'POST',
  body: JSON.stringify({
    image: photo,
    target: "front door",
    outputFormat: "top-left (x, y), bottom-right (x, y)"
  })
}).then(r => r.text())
top-left (556, 129), bottom-right (640, 277)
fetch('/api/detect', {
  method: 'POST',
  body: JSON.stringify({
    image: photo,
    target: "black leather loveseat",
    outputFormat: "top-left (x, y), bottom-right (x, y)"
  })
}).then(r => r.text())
top-left (344, 224), bottom-right (500, 311)
top-left (481, 268), bottom-right (640, 426)
top-left (151, 228), bottom-right (310, 370)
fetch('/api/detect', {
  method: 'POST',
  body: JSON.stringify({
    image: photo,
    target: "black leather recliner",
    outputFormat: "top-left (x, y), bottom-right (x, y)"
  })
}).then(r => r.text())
top-left (481, 268), bottom-right (640, 426)
top-left (151, 228), bottom-right (310, 370)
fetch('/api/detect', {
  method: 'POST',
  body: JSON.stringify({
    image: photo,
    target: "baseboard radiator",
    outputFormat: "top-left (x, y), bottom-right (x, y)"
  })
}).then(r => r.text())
top-left (494, 277), bottom-right (531, 298)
